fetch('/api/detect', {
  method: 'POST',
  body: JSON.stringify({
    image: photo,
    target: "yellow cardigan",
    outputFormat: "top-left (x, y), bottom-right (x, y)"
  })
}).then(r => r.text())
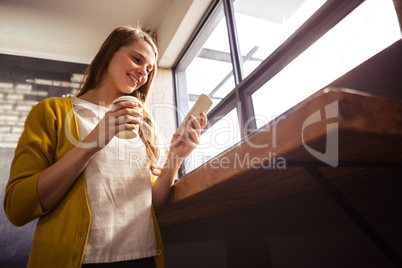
top-left (3, 96), bottom-right (165, 268)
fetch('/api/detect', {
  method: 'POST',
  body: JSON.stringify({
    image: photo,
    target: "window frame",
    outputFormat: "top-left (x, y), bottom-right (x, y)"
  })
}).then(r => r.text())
top-left (172, 0), bottom-right (366, 176)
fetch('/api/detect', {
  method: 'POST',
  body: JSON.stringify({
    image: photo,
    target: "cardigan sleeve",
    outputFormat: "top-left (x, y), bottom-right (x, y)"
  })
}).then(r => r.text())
top-left (3, 101), bottom-right (58, 226)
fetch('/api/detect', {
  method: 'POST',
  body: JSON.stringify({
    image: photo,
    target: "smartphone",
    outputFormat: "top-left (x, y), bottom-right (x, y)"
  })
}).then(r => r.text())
top-left (176, 94), bottom-right (213, 135)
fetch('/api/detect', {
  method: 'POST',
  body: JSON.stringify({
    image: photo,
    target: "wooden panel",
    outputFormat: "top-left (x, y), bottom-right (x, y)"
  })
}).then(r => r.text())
top-left (158, 88), bottom-right (402, 226)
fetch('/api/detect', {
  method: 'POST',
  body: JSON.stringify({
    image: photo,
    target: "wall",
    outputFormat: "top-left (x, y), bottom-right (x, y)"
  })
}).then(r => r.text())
top-left (327, 39), bottom-right (402, 100)
top-left (161, 172), bottom-right (401, 267)
top-left (0, 54), bottom-right (87, 267)
top-left (147, 67), bottom-right (176, 153)
top-left (393, 0), bottom-right (402, 33)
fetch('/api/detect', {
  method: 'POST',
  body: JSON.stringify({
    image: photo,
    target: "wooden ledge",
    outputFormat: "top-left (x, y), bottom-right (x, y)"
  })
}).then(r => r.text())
top-left (157, 88), bottom-right (402, 227)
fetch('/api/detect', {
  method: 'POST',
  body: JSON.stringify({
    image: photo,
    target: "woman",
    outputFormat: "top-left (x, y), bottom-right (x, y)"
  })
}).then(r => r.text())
top-left (3, 26), bottom-right (207, 268)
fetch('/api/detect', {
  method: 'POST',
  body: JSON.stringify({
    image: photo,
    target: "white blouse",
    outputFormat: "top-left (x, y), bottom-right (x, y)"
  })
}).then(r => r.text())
top-left (71, 96), bottom-right (157, 263)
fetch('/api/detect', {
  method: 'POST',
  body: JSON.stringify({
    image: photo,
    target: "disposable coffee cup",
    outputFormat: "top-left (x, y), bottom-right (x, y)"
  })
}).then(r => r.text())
top-left (112, 96), bottom-right (143, 139)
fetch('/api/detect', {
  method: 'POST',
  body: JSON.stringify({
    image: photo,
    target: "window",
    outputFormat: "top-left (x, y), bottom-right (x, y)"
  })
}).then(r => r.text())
top-left (175, 2), bottom-right (233, 115)
top-left (252, 0), bottom-right (401, 127)
top-left (233, 0), bottom-right (327, 78)
top-left (174, 0), bottom-right (401, 176)
top-left (175, 1), bottom-right (243, 173)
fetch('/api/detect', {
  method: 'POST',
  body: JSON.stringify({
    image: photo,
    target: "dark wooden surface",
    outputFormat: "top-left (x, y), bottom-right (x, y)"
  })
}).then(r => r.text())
top-left (158, 88), bottom-right (402, 227)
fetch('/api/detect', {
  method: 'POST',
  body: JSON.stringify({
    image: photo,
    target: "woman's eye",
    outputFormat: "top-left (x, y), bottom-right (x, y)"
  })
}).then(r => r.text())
top-left (132, 57), bottom-right (140, 63)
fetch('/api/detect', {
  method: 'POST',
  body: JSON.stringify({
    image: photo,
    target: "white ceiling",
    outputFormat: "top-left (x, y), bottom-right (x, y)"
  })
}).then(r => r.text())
top-left (0, 0), bottom-right (212, 68)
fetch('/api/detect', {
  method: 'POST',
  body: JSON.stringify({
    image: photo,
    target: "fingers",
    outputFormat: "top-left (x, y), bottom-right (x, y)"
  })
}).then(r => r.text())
top-left (103, 101), bottom-right (144, 137)
top-left (110, 101), bottom-right (143, 124)
top-left (198, 112), bottom-right (208, 128)
top-left (189, 112), bottom-right (207, 132)
top-left (188, 115), bottom-right (201, 135)
top-left (172, 131), bottom-right (198, 148)
top-left (179, 112), bottom-right (208, 145)
top-left (186, 123), bottom-right (200, 145)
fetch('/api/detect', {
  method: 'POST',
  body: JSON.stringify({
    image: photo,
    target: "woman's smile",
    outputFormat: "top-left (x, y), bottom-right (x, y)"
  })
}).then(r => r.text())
top-left (127, 73), bottom-right (139, 87)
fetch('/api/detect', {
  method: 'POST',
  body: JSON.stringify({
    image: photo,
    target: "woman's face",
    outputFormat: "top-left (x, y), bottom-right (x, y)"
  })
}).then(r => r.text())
top-left (105, 40), bottom-right (156, 95)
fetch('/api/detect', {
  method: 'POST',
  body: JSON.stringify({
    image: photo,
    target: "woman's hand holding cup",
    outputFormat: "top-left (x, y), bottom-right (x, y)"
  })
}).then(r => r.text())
top-left (111, 96), bottom-right (143, 139)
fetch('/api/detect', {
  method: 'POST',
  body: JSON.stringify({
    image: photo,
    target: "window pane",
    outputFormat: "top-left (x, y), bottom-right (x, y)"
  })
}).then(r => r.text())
top-left (252, 0), bottom-right (401, 128)
top-left (182, 109), bottom-right (240, 174)
top-left (177, 5), bottom-right (235, 118)
top-left (234, 0), bottom-right (327, 78)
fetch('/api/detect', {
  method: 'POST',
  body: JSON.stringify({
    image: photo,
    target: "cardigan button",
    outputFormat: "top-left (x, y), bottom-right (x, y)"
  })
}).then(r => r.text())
top-left (83, 213), bottom-right (87, 220)
top-left (72, 255), bottom-right (78, 263)
top-left (157, 249), bottom-right (162, 256)
top-left (78, 232), bottom-right (83, 240)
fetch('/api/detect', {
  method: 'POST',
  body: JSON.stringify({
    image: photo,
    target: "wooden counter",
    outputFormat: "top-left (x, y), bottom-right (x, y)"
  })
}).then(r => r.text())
top-left (158, 88), bottom-right (402, 227)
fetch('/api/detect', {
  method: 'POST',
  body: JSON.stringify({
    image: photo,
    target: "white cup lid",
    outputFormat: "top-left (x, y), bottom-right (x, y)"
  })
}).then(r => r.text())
top-left (112, 96), bottom-right (142, 105)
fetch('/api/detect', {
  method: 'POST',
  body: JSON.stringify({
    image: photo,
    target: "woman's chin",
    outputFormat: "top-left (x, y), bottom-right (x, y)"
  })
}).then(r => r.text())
top-left (120, 87), bottom-right (136, 95)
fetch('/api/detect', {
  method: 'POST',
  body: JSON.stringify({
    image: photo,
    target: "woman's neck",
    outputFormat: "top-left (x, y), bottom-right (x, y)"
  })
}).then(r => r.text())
top-left (78, 87), bottom-right (124, 109)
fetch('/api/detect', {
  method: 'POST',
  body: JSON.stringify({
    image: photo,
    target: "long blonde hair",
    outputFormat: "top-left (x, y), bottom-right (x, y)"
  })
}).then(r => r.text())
top-left (77, 26), bottom-right (161, 175)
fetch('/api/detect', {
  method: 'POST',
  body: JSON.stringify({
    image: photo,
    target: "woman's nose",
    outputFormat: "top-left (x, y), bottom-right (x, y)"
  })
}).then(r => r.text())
top-left (137, 66), bottom-right (147, 77)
